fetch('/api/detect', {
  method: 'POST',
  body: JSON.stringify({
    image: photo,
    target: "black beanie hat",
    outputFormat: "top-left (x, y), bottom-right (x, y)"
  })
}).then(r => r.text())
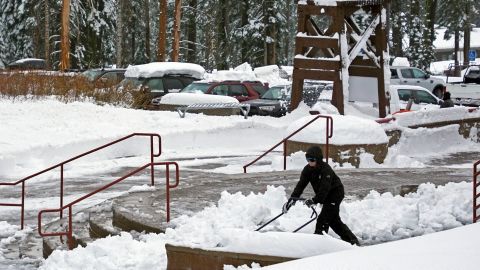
top-left (306, 146), bottom-right (323, 161)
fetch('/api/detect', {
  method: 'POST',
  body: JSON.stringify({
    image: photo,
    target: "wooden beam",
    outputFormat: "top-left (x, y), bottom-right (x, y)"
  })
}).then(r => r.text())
top-left (295, 35), bottom-right (339, 49)
top-left (294, 68), bottom-right (338, 81)
top-left (349, 66), bottom-right (380, 77)
top-left (294, 57), bottom-right (341, 70)
top-left (290, 73), bottom-right (304, 110)
top-left (298, 4), bottom-right (337, 17)
top-left (348, 15), bottom-right (379, 63)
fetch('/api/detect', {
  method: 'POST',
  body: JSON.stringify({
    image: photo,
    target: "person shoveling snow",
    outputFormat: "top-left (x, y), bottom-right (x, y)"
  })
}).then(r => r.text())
top-left (284, 146), bottom-right (360, 246)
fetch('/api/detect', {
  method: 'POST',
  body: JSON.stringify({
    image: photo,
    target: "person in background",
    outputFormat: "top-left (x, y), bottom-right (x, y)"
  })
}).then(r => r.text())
top-left (440, 91), bottom-right (454, 108)
top-left (283, 146), bottom-right (360, 246)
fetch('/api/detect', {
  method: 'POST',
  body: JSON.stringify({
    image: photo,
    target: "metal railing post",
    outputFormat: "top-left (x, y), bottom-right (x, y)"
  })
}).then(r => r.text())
top-left (150, 136), bottom-right (155, 186)
top-left (60, 165), bottom-right (64, 220)
top-left (474, 161), bottom-right (479, 223)
top-left (166, 164), bottom-right (170, 222)
top-left (67, 206), bottom-right (74, 250)
top-left (21, 182), bottom-right (25, 230)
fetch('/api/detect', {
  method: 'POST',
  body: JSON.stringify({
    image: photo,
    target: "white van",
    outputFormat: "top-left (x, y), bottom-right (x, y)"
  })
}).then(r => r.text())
top-left (386, 85), bottom-right (442, 114)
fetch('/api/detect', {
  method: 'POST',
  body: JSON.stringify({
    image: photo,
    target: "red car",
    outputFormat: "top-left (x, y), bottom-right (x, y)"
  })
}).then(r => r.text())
top-left (180, 80), bottom-right (268, 102)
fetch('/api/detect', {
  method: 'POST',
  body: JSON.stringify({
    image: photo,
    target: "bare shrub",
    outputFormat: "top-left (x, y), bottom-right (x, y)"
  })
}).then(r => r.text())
top-left (0, 71), bottom-right (148, 108)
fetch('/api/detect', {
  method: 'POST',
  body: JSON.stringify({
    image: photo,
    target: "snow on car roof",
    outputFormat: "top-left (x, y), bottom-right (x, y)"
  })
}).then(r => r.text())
top-left (11, 58), bottom-right (45, 64)
top-left (124, 62), bottom-right (205, 79)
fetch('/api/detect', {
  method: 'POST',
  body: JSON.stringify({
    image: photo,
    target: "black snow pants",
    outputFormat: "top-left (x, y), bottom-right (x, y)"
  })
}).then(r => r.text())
top-left (314, 200), bottom-right (359, 245)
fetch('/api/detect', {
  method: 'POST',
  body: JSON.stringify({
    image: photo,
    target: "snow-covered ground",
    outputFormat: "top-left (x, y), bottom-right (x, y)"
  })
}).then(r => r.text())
top-left (1, 96), bottom-right (479, 269)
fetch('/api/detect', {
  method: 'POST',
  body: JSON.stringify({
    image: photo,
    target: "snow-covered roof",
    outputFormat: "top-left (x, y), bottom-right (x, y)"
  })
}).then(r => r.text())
top-left (11, 58), bottom-right (45, 64)
top-left (433, 27), bottom-right (480, 50)
top-left (300, 0), bottom-right (384, 6)
top-left (124, 62), bottom-right (205, 79)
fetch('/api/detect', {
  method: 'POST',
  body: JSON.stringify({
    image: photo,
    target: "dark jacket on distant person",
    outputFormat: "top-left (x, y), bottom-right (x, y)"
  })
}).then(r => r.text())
top-left (440, 92), bottom-right (454, 108)
top-left (291, 161), bottom-right (345, 204)
top-left (291, 146), bottom-right (344, 204)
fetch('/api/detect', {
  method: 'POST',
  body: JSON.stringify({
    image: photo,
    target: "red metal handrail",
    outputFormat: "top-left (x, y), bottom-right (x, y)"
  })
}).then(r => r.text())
top-left (243, 114), bottom-right (333, 173)
top-left (474, 160), bottom-right (480, 223)
top-left (38, 161), bottom-right (179, 249)
top-left (0, 133), bottom-right (161, 229)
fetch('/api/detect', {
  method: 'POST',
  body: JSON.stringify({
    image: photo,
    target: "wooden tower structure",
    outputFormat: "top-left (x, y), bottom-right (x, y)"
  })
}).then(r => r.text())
top-left (291, 0), bottom-right (390, 118)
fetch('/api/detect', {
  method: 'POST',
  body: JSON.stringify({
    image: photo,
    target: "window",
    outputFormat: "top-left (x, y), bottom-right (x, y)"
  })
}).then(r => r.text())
top-left (251, 84), bottom-right (268, 96)
top-left (412, 68), bottom-right (426, 79)
top-left (179, 77), bottom-right (195, 86)
top-left (229, 85), bottom-right (248, 96)
top-left (415, 90), bottom-right (438, 104)
top-left (400, 69), bottom-right (413, 78)
top-left (164, 78), bottom-right (184, 93)
top-left (390, 69), bottom-right (398, 79)
top-left (101, 72), bottom-right (117, 81)
top-left (146, 79), bottom-right (164, 93)
top-left (398, 89), bottom-right (412, 101)
top-left (181, 83), bottom-right (210, 93)
top-left (211, 85), bottom-right (228, 96)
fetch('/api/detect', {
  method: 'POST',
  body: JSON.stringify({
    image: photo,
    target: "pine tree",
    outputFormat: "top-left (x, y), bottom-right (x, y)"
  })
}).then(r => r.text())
top-left (0, 0), bottom-right (36, 65)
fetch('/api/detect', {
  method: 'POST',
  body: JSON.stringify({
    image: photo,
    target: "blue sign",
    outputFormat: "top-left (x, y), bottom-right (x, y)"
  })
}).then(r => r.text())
top-left (469, 50), bottom-right (477, 61)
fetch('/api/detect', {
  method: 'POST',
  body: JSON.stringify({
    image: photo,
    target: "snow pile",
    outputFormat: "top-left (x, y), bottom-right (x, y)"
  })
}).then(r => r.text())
top-left (206, 69), bottom-right (257, 82)
top-left (393, 107), bottom-right (480, 127)
top-left (391, 57), bottom-right (410, 67)
top-left (287, 114), bottom-right (389, 145)
top-left (263, 222), bottom-right (480, 270)
top-left (346, 182), bottom-right (472, 244)
top-left (203, 63), bottom-right (288, 86)
top-left (124, 62), bottom-right (205, 79)
top-left (159, 92), bottom-right (238, 105)
top-left (211, 230), bottom-right (354, 257)
top-left (39, 182), bottom-right (473, 270)
top-left (253, 65), bottom-right (289, 86)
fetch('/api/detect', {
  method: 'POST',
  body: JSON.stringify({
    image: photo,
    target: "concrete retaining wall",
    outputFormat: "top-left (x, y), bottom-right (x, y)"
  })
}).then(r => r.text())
top-left (165, 244), bottom-right (295, 270)
top-left (285, 141), bottom-right (388, 168)
top-left (386, 117), bottom-right (480, 146)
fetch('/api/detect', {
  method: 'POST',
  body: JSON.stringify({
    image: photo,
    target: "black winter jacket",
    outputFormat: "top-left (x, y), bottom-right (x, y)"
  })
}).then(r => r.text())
top-left (290, 161), bottom-right (344, 204)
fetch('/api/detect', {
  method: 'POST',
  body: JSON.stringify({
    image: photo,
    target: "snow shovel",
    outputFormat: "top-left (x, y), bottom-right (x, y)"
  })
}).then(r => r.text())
top-left (256, 197), bottom-right (318, 233)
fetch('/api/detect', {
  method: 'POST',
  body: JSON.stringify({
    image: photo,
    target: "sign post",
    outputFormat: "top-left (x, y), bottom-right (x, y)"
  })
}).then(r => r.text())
top-left (469, 50), bottom-right (477, 62)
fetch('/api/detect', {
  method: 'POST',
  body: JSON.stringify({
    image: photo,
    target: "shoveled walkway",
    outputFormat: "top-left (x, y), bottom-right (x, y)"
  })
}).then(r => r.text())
top-left (0, 165), bottom-right (474, 269)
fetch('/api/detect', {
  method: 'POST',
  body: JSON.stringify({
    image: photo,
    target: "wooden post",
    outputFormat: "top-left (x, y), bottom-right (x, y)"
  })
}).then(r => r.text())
top-left (157, 0), bottom-right (168, 62)
top-left (60, 0), bottom-right (71, 71)
top-left (171, 0), bottom-right (182, 62)
top-left (375, 5), bottom-right (387, 118)
top-left (290, 5), bottom-right (307, 111)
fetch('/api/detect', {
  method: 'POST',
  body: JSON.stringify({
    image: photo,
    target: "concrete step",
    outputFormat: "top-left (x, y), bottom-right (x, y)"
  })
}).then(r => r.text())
top-left (88, 201), bottom-right (121, 239)
top-left (112, 190), bottom-right (170, 234)
top-left (41, 212), bottom-right (90, 258)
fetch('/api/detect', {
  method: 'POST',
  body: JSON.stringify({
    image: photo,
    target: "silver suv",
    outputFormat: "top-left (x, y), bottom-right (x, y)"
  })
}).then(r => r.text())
top-left (390, 66), bottom-right (445, 98)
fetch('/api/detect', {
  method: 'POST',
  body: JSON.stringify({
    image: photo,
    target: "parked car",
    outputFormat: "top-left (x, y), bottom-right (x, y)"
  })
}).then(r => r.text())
top-left (81, 68), bottom-right (126, 88)
top-left (387, 85), bottom-right (442, 114)
top-left (119, 62), bottom-right (205, 99)
top-left (243, 83), bottom-right (325, 117)
top-left (390, 66), bottom-right (445, 98)
top-left (177, 80), bottom-right (268, 102)
top-left (7, 58), bottom-right (46, 70)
